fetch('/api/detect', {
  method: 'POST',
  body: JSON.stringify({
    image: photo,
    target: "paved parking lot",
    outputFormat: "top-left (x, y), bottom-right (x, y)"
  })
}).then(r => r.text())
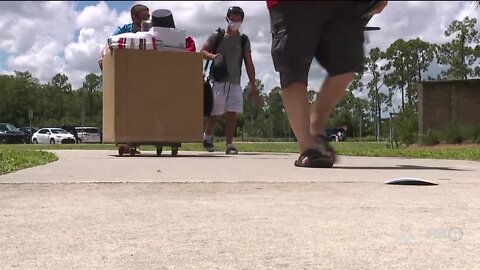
top-left (1, 150), bottom-right (479, 269)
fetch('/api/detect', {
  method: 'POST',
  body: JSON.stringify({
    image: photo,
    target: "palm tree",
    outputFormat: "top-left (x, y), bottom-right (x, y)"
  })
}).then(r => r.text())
top-left (472, 1), bottom-right (480, 9)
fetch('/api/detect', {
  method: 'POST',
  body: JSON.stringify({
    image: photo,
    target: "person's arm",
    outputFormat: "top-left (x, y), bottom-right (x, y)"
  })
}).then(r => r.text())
top-left (244, 52), bottom-right (257, 93)
top-left (201, 32), bottom-right (220, 61)
top-left (98, 44), bottom-right (109, 71)
top-left (200, 43), bottom-right (218, 61)
top-left (243, 37), bottom-right (258, 95)
top-left (99, 25), bottom-right (126, 71)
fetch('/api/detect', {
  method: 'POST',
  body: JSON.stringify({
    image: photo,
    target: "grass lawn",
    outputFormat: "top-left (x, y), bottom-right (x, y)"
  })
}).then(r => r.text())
top-left (0, 147), bottom-right (58, 175)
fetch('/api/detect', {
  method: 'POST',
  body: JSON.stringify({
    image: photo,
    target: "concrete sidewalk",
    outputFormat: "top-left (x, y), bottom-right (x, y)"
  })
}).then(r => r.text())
top-left (1, 150), bottom-right (479, 269)
top-left (1, 150), bottom-right (479, 183)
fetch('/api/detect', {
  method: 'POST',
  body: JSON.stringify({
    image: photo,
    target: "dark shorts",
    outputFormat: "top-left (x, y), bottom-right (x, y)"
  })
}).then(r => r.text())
top-left (269, 1), bottom-right (367, 88)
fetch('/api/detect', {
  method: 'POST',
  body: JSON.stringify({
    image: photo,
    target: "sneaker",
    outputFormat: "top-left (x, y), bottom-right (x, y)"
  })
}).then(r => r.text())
top-left (202, 140), bottom-right (214, 152)
top-left (225, 144), bottom-right (238, 155)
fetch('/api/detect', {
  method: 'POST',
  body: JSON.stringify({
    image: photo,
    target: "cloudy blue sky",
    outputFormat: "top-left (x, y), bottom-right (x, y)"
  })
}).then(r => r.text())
top-left (0, 1), bottom-right (478, 110)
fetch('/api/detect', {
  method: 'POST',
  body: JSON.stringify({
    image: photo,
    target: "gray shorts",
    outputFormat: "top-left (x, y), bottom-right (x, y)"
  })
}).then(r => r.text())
top-left (210, 82), bottom-right (243, 116)
top-left (269, 1), bottom-right (367, 88)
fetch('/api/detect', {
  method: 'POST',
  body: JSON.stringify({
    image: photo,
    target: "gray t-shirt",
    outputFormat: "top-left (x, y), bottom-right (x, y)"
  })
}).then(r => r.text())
top-left (205, 29), bottom-right (251, 84)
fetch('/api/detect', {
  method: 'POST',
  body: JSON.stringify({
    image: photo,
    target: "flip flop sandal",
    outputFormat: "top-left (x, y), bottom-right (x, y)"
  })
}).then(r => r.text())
top-left (294, 149), bottom-right (334, 168)
top-left (315, 135), bottom-right (337, 162)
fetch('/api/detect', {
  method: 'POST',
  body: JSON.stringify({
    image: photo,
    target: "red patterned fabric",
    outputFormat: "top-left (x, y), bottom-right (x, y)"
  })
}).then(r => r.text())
top-left (185, 36), bottom-right (196, 52)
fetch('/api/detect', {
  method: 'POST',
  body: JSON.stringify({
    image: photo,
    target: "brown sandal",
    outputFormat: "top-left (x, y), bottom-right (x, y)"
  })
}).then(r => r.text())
top-left (315, 135), bottom-right (337, 162)
top-left (294, 149), bottom-right (334, 168)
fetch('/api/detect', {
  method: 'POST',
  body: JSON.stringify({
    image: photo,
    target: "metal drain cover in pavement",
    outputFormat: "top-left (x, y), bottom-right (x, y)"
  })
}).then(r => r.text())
top-left (384, 178), bottom-right (438, 186)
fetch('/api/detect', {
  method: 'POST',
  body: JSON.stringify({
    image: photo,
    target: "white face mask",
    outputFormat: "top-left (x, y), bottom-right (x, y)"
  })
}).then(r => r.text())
top-left (227, 20), bottom-right (242, 31)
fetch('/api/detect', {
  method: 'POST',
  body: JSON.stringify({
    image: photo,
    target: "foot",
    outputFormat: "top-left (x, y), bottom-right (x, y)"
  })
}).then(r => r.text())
top-left (202, 139), bottom-right (214, 152)
top-left (225, 143), bottom-right (238, 155)
top-left (314, 135), bottom-right (337, 163)
top-left (294, 149), bottom-right (333, 168)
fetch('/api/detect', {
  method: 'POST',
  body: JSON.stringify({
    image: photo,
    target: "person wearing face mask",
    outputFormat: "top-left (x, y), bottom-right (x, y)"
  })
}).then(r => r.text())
top-left (200, 6), bottom-right (260, 155)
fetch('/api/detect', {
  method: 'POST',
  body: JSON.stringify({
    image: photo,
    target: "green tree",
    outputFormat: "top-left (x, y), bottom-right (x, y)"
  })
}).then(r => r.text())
top-left (46, 73), bottom-right (73, 122)
top-left (1, 71), bottom-right (41, 126)
top-left (364, 48), bottom-right (389, 141)
top-left (382, 39), bottom-right (411, 109)
top-left (346, 72), bottom-right (375, 137)
top-left (238, 79), bottom-right (266, 139)
top-left (406, 38), bottom-right (436, 107)
top-left (383, 38), bottom-right (435, 109)
top-left (79, 73), bottom-right (103, 125)
top-left (50, 73), bottom-right (72, 93)
top-left (436, 16), bottom-right (480, 79)
top-left (264, 87), bottom-right (288, 138)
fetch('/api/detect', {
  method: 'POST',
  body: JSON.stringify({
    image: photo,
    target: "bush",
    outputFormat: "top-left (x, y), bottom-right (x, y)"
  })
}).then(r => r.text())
top-left (458, 125), bottom-right (480, 143)
top-left (394, 106), bottom-right (418, 145)
top-left (443, 126), bottom-right (463, 144)
top-left (420, 129), bottom-right (440, 146)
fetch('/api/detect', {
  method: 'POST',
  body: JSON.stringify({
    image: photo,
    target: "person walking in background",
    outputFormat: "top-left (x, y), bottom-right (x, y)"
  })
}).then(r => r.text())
top-left (200, 6), bottom-right (260, 154)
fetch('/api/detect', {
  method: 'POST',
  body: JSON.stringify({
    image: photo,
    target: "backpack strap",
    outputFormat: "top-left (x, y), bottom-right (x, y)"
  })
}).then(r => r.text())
top-left (240, 34), bottom-right (248, 67)
top-left (204, 28), bottom-right (226, 75)
top-left (212, 28), bottom-right (225, 54)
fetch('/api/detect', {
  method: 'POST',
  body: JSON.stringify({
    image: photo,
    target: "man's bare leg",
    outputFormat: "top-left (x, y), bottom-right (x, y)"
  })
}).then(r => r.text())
top-left (225, 112), bottom-right (236, 145)
top-left (204, 116), bottom-right (218, 138)
top-left (310, 72), bottom-right (355, 136)
top-left (203, 115), bottom-right (217, 152)
top-left (280, 83), bottom-right (318, 153)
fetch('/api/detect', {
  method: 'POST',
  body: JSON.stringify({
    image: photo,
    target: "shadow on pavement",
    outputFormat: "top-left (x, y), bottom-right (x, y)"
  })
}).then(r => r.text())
top-left (110, 154), bottom-right (231, 158)
top-left (333, 164), bottom-right (470, 171)
top-left (110, 152), bottom-right (291, 158)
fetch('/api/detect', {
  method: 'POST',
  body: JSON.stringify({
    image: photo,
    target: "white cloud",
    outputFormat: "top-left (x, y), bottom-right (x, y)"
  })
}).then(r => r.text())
top-left (0, 1), bottom-right (76, 83)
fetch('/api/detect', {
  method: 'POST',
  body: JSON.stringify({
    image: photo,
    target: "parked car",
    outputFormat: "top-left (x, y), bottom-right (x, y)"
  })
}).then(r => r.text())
top-left (31, 128), bottom-right (76, 144)
top-left (61, 125), bottom-right (80, 143)
top-left (0, 123), bottom-right (26, 144)
top-left (75, 126), bottom-right (102, 143)
top-left (19, 127), bottom-right (39, 144)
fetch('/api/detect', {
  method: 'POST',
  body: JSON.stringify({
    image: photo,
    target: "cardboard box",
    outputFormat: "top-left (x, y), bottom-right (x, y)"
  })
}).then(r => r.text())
top-left (102, 49), bottom-right (203, 144)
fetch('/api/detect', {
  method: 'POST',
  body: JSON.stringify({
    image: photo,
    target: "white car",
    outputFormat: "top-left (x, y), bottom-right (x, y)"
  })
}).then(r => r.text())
top-left (75, 127), bottom-right (101, 143)
top-left (32, 128), bottom-right (77, 144)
